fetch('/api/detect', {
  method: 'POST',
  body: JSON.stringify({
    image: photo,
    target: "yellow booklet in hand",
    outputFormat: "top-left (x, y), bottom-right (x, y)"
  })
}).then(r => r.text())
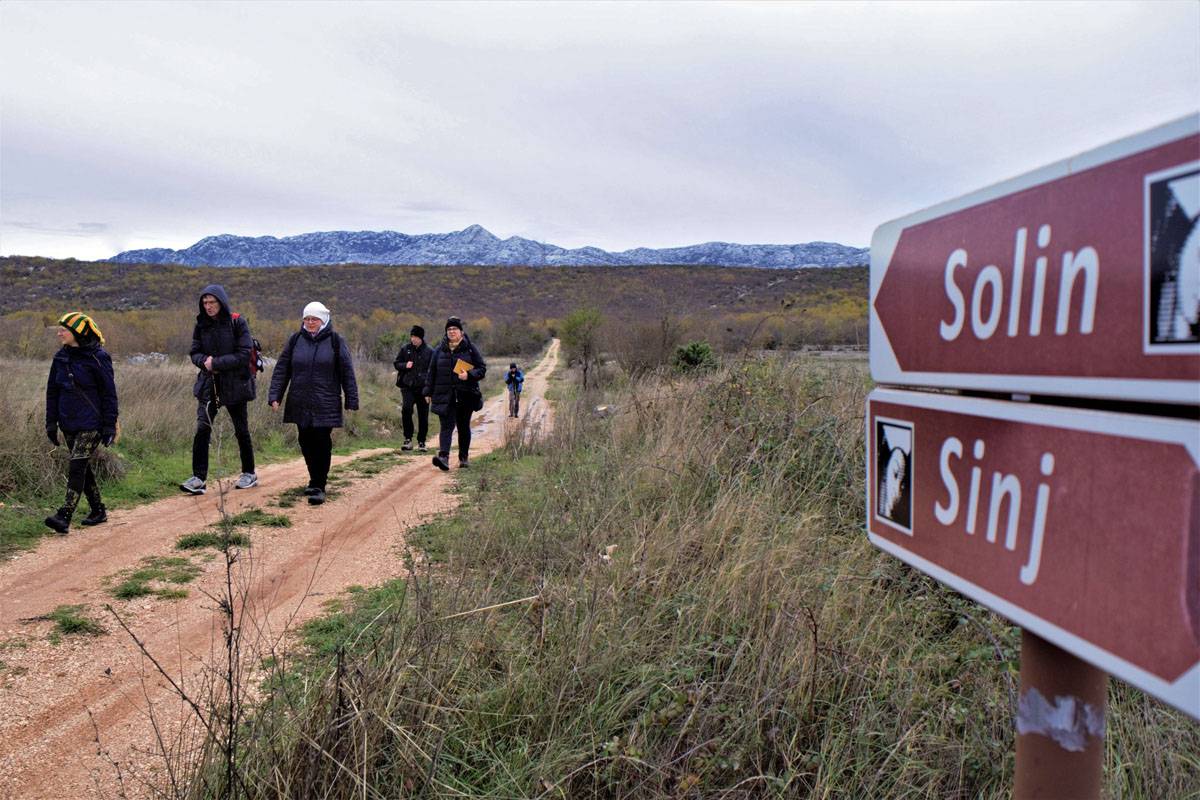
top-left (453, 358), bottom-right (473, 376)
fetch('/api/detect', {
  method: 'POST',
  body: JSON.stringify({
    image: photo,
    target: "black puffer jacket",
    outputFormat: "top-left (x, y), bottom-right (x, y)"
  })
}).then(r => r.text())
top-left (423, 334), bottom-right (486, 416)
top-left (393, 340), bottom-right (434, 390)
top-left (189, 284), bottom-right (255, 405)
top-left (268, 325), bottom-right (359, 428)
top-left (46, 343), bottom-right (119, 434)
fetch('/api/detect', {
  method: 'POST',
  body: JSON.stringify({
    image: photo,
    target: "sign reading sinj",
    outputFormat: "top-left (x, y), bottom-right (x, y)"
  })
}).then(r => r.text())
top-left (870, 115), bottom-right (1200, 404)
top-left (866, 388), bottom-right (1200, 718)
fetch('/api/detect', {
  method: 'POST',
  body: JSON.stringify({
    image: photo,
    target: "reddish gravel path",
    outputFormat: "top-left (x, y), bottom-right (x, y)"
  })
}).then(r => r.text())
top-left (0, 340), bottom-right (558, 799)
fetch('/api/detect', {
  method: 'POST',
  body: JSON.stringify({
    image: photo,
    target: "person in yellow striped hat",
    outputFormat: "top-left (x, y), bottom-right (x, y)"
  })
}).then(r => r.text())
top-left (44, 312), bottom-right (119, 533)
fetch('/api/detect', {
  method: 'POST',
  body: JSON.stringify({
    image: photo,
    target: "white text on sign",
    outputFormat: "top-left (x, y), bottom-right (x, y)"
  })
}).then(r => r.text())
top-left (939, 225), bottom-right (1099, 341)
top-left (933, 436), bottom-right (1055, 586)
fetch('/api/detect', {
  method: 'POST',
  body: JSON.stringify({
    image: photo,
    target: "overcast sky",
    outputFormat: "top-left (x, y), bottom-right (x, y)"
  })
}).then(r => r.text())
top-left (1, 0), bottom-right (1197, 260)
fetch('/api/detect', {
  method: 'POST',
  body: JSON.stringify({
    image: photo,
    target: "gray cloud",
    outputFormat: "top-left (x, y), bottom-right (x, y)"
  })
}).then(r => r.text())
top-left (1, 0), bottom-right (1197, 260)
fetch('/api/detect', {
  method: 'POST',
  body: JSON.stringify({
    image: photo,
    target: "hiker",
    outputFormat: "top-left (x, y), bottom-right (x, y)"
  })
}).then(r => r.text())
top-left (423, 316), bottom-right (486, 470)
top-left (505, 362), bottom-right (524, 418)
top-left (44, 312), bottom-right (119, 533)
top-left (393, 324), bottom-right (433, 452)
top-left (181, 285), bottom-right (258, 495)
top-left (268, 301), bottom-right (359, 505)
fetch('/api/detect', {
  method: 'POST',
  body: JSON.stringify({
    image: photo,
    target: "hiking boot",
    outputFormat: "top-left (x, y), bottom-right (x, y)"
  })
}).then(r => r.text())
top-left (418, 441), bottom-right (427, 452)
top-left (80, 506), bottom-right (108, 526)
top-left (303, 486), bottom-right (320, 496)
top-left (401, 439), bottom-right (414, 451)
top-left (432, 454), bottom-right (450, 472)
top-left (234, 472), bottom-right (258, 490)
top-left (180, 476), bottom-right (207, 495)
top-left (458, 458), bottom-right (470, 469)
top-left (308, 488), bottom-right (326, 505)
top-left (44, 510), bottom-right (70, 534)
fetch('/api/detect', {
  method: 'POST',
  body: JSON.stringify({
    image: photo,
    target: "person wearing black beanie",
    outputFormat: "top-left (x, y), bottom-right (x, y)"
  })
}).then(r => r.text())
top-left (393, 324), bottom-right (434, 450)
top-left (423, 317), bottom-right (487, 470)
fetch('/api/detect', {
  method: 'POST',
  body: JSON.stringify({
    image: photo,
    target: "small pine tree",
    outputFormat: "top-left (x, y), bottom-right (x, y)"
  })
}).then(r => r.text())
top-left (672, 340), bottom-right (718, 373)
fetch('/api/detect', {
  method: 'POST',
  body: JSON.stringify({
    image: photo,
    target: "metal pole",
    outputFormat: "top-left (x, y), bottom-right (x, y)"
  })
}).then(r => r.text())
top-left (1014, 628), bottom-right (1108, 800)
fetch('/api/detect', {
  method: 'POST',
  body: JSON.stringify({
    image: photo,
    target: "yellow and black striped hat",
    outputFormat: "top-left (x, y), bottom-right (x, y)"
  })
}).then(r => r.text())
top-left (58, 312), bottom-right (105, 345)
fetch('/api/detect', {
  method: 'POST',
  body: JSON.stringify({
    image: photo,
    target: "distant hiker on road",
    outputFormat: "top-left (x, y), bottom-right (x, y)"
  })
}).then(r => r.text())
top-left (393, 324), bottom-right (433, 452)
top-left (44, 312), bottom-right (119, 533)
top-left (268, 301), bottom-right (359, 505)
top-left (181, 285), bottom-right (258, 495)
top-left (505, 362), bottom-right (524, 418)
top-left (424, 316), bottom-right (486, 471)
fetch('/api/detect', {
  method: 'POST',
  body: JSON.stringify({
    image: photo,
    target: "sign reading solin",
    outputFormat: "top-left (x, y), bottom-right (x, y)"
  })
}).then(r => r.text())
top-left (870, 115), bottom-right (1200, 405)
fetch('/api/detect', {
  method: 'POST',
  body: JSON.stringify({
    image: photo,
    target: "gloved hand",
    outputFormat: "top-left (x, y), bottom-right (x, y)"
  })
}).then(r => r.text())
top-left (100, 427), bottom-right (116, 447)
top-left (46, 427), bottom-right (59, 446)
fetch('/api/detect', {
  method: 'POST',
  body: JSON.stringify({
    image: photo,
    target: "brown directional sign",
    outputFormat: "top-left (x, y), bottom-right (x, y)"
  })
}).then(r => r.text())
top-left (866, 388), bottom-right (1199, 718)
top-left (870, 115), bottom-right (1200, 405)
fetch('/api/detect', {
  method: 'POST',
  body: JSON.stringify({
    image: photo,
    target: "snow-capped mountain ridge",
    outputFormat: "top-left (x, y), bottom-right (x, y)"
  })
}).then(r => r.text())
top-left (109, 226), bottom-right (869, 269)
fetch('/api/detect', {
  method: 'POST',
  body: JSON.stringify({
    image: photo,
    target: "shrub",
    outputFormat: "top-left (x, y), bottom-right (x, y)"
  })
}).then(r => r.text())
top-left (671, 340), bottom-right (718, 373)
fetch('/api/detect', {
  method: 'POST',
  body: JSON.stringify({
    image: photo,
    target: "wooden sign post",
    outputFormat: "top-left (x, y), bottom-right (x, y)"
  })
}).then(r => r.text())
top-left (867, 114), bottom-right (1200, 797)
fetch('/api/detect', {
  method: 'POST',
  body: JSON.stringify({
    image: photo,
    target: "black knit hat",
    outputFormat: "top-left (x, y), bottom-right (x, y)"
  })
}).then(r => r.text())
top-left (445, 316), bottom-right (463, 332)
top-left (509, 362), bottom-right (517, 369)
top-left (410, 325), bottom-right (425, 339)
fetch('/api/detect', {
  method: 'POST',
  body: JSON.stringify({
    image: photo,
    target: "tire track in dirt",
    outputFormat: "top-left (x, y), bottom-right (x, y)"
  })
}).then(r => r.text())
top-left (0, 340), bottom-right (558, 799)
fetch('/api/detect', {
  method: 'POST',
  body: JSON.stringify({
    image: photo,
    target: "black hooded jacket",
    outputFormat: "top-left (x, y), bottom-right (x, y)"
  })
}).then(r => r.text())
top-left (46, 343), bottom-right (119, 434)
top-left (423, 333), bottom-right (486, 416)
top-left (189, 284), bottom-right (255, 405)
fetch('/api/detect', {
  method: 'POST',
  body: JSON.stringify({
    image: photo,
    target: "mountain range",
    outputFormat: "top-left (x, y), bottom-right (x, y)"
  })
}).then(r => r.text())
top-left (108, 225), bottom-right (869, 269)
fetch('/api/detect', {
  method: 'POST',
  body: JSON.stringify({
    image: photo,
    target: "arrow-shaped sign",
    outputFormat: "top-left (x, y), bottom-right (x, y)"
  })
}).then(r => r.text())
top-left (871, 115), bottom-right (1200, 405)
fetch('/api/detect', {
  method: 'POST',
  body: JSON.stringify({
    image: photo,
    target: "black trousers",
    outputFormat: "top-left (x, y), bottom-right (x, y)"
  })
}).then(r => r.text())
top-left (192, 399), bottom-right (255, 480)
top-left (400, 387), bottom-right (429, 443)
top-left (436, 395), bottom-right (474, 461)
top-left (298, 426), bottom-right (333, 490)
top-left (61, 430), bottom-right (103, 520)
top-left (508, 390), bottom-right (520, 417)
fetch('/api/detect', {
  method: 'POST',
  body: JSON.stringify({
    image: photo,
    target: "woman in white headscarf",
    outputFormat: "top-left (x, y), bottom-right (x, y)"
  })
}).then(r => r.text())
top-left (268, 302), bottom-right (359, 505)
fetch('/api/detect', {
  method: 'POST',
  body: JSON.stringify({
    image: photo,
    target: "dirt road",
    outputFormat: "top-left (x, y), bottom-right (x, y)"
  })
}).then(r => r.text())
top-left (0, 340), bottom-right (558, 799)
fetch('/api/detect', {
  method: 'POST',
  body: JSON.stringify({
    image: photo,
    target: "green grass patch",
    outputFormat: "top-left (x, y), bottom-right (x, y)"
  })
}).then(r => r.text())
top-left (176, 531), bottom-right (252, 550)
top-left (43, 604), bottom-right (106, 638)
top-left (226, 508), bottom-right (292, 528)
top-left (110, 555), bottom-right (202, 600)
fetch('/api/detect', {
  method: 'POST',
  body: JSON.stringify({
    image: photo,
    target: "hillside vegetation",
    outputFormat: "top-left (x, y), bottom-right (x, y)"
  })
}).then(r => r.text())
top-left (182, 355), bottom-right (1198, 799)
top-left (0, 257), bottom-right (867, 360)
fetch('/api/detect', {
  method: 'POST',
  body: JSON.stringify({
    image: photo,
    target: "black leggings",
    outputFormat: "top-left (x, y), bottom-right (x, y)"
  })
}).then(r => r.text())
top-left (437, 396), bottom-right (474, 460)
top-left (298, 426), bottom-right (333, 490)
top-left (192, 400), bottom-right (255, 479)
top-left (61, 430), bottom-right (103, 520)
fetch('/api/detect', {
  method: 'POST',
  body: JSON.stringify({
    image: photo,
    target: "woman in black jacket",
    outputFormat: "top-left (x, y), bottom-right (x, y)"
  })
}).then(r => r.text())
top-left (423, 316), bottom-right (486, 470)
top-left (44, 312), bottom-right (119, 533)
top-left (181, 284), bottom-right (258, 495)
top-left (268, 302), bottom-right (359, 505)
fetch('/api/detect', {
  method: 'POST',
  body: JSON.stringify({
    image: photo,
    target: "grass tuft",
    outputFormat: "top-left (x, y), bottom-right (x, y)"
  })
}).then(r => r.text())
top-left (110, 555), bottom-right (202, 600)
top-left (176, 531), bottom-right (252, 550)
top-left (44, 604), bottom-right (106, 637)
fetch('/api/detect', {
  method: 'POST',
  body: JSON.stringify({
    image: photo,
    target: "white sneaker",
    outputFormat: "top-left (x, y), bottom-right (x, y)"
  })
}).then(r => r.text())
top-left (180, 476), bottom-right (207, 495)
top-left (235, 472), bottom-right (258, 490)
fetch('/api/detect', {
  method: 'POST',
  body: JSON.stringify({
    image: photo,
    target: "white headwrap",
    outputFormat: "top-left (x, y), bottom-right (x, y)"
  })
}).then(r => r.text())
top-left (302, 301), bottom-right (331, 327)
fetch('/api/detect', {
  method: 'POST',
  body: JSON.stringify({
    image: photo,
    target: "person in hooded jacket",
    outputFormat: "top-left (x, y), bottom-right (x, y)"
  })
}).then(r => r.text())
top-left (44, 312), bottom-right (119, 533)
top-left (423, 316), bottom-right (486, 471)
top-left (268, 302), bottom-right (359, 505)
top-left (181, 285), bottom-right (258, 495)
top-left (393, 325), bottom-right (433, 451)
top-left (504, 362), bottom-right (524, 418)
